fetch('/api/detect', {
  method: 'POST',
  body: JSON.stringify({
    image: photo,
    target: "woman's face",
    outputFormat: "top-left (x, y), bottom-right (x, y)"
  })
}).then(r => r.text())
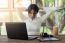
top-left (28, 10), bottom-right (37, 19)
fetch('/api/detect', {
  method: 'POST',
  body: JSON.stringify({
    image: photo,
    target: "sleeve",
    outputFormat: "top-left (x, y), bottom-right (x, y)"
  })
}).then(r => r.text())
top-left (39, 9), bottom-right (52, 23)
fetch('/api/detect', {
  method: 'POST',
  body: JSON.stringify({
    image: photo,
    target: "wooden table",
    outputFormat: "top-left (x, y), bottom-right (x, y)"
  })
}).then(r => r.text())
top-left (0, 35), bottom-right (65, 43)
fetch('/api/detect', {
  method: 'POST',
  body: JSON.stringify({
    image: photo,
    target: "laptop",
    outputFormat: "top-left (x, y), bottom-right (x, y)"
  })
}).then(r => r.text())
top-left (5, 22), bottom-right (38, 40)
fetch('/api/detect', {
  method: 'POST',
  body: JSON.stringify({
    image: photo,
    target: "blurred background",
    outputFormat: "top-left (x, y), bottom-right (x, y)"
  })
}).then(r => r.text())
top-left (0, 0), bottom-right (65, 35)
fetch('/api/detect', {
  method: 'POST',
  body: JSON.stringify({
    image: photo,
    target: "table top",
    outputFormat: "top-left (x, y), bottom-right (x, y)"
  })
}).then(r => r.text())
top-left (0, 35), bottom-right (65, 43)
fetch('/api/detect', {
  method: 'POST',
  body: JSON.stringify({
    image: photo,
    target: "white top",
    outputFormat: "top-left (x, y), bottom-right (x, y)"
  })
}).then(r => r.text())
top-left (24, 17), bottom-right (42, 35)
top-left (23, 10), bottom-right (52, 35)
top-left (20, 7), bottom-right (56, 35)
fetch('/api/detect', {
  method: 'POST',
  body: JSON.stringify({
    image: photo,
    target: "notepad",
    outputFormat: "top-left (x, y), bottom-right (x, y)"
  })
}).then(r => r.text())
top-left (37, 37), bottom-right (59, 41)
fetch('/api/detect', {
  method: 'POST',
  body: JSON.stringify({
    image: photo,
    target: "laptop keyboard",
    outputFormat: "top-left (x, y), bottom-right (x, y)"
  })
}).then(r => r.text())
top-left (28, 35), bottom-right (39, 40)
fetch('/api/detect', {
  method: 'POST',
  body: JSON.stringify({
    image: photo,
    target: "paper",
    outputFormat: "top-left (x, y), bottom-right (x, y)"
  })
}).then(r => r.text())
top-left (37, 37), bottom-right (59, 41)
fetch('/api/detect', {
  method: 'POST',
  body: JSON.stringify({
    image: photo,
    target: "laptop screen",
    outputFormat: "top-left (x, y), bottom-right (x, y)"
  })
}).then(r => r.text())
top-left (6, 22), bottom-right (28, 40)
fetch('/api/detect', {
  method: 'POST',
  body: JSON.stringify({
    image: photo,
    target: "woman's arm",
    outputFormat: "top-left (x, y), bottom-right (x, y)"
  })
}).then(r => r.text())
top-left (40, 10), bottom-right (52, 23)
top-left (40, 7), bottom-right (57, 23)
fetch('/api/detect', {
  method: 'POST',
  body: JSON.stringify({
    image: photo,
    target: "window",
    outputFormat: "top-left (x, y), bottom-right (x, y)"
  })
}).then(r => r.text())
top-left (0, 0), bottom-right (8, 8)
top-left (1, 0), bottom-right (31, 35)
top-left (14, 0), bottom-right (31, 9)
